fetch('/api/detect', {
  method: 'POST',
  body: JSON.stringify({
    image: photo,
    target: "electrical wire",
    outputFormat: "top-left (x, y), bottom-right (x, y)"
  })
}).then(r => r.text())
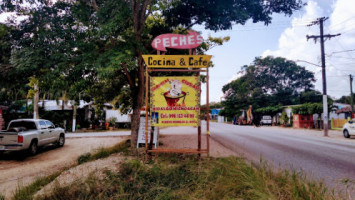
top-left (329, 16), bottom-right (355, 29)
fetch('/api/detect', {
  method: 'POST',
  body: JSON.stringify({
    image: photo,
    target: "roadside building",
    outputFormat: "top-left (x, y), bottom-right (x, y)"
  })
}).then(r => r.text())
top-left (211, 108), bottom-right (222, 120)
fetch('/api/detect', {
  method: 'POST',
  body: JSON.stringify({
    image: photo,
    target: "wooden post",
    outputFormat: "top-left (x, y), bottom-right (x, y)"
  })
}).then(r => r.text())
top-left (206, 66), bottom-right (210, 156)
top-left (145, 67), bottom-right (149, 152)
top-left (190, 48), bottom-right (201, 155)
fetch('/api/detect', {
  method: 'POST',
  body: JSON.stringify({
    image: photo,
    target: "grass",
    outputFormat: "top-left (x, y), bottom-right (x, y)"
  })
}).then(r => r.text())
top-left (0, 193), bottom-right (4, 200)
top-left (36, 154), bottom-right (340, 200)
top-left (77, 139), bottom-right (131, 164)
top-left (12, 171), bottom-right (62, 200)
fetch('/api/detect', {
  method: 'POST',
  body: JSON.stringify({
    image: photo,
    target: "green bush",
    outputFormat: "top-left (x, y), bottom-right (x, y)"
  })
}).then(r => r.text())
top-left (292, 103), bottom-right (322, 115)
top-left (280, 112), bottom-right (289, 125)
top-left (77, 153), bottom-right (91, 164)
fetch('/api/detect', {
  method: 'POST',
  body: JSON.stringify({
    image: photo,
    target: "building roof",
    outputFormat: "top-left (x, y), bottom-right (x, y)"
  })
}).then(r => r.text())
top-left (335, 106), bottom-right (355, 114)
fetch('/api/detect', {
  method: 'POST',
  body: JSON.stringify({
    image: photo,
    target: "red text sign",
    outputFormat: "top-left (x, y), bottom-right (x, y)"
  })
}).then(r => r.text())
top-left (151, 31), bottom-right (203, 51)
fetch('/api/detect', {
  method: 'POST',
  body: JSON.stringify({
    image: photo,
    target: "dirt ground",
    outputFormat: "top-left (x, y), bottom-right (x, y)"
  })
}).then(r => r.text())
top-left (159, 134), bottom-right (237, 157)
top-left (158, 126), bottom-right (237, 157)
top-left (0, 136), bottom-right (128, 199)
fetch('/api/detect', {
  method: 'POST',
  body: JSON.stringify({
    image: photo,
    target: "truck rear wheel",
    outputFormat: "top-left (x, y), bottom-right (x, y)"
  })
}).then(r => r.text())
top-left (28, 141), bottom-right (38, 156)
top-left (57, 134), bottom-right (65, 147)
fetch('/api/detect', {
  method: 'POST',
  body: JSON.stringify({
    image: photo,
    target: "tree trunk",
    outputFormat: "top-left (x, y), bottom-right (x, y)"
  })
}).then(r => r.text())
top-left (72, 102), bottom-right (77, 132)
top-left (33, 84), bottom-right (39, 119)
top-left (130, 63), bottom-right (145, 148)
top-left (131, 106), bottom-right (141, 148)
top-left (42, 94), bottom-right (46, 108)
top-left (128, 0), bottom-right (152, 148)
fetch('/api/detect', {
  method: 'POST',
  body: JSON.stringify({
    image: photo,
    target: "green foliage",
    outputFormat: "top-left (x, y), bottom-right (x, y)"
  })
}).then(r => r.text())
top-left (0, 24), bottom-right (11, 67)
top-left (292, 103), bottom-right (323, 115)
top-left (40, 110), bottom-right (72, 127)
top-left (280, 112), bottom-right (289, 125)
top-left (336, 94), bottom-right (355, 105)
top-left (39, 155), bottom-right (335, 200)
top-left (77, 153), bottom-right (91, 165)
top-left (109, 117), bottom-right (117, 125)
top-left (300, 90), bottom-right (322, 103)
top-left (255, 105), bottom-right (282, 116)
top-left (163, 0), bottom-right (304, 31)
top-left (221, 56), bottom-right (316, 118)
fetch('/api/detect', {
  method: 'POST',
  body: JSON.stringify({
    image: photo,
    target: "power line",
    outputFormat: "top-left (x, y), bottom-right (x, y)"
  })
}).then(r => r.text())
top-left (326, 56), bottom-right (355, 60)
top-left (329, 16), bottom-right (355, 29)
top-left (328, 49), bottom-right (355, 55)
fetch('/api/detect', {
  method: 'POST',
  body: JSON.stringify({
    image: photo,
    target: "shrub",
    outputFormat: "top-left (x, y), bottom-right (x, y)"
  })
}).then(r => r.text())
top-left (280, 112), bottom-right (289, 125)
top-left (77, 153), bottom-right (91, 164)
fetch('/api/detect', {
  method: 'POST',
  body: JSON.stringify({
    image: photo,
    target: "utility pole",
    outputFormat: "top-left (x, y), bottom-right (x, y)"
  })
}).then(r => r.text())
top-left (307, 17), bottom-right (341, 137)
top-left (350, 74), bottom-right (354, 118)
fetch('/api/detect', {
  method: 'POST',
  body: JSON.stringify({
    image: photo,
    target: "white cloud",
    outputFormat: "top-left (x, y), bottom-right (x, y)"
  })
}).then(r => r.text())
top-left (262, 0), bottom-right (355, 99)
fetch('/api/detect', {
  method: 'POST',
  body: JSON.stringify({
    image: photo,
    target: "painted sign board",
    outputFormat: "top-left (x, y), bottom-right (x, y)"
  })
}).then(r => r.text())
top-left (137, 117), bottom-right (158, 148)
top-left (151, 31), bottom-right (203, 51)
top-left (150, 76), bottom-right (200, 127)
top-left (143, 55), bottom-right (211, 68)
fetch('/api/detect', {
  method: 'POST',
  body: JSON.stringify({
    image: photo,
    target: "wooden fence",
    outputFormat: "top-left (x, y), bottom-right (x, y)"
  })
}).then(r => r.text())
top-left (331, 119), bottom-right (347, 129)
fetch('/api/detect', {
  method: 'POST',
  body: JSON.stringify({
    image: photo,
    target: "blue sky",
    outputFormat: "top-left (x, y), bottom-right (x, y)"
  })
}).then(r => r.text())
top-left (199, 0), bottom-right (355, 104)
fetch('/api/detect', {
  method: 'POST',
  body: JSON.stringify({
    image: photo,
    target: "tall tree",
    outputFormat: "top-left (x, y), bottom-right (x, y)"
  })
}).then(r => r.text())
top-left (222, 56), bottom-right (315, 118)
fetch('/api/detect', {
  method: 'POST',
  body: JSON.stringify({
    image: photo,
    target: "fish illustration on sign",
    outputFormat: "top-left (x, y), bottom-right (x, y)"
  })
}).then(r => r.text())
top-left (151, 31), bottom-right (204, 51)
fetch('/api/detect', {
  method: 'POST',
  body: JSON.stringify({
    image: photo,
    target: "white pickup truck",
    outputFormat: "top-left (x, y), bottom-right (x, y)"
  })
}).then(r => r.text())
top-left (0, 119), bottom-right (65, 155)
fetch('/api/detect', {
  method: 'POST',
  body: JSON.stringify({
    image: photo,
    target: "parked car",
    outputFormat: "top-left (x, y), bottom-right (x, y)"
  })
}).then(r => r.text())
top-left (342, 120), bottom-right (355, 138)
top-left (0, 119), bottom-right (65, 155)
top-left (260, 115), bottom-right (272, 126)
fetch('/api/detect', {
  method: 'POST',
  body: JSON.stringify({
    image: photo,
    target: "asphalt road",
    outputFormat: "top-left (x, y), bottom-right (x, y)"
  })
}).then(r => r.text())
top-left (209, 122), bottom-right (355, 192)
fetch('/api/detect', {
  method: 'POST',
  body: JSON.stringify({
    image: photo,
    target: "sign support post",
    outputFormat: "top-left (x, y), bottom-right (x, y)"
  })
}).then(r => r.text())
top-left (206, 66), bottom-right (210, 156)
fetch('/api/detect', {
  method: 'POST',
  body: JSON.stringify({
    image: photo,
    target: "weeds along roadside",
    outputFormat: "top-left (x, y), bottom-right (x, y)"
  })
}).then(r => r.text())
top-left (12, 139), bottom-right (345, 200)
top-left (33, 153), bottom-right (341, 200)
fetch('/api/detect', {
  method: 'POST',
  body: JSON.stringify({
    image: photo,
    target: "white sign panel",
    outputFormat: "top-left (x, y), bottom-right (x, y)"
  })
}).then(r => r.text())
top-left (137, 117), bottom-right (158, 148)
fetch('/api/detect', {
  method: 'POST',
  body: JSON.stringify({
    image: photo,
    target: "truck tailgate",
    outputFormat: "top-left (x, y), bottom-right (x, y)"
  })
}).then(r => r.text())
top-left (0, 132), bottom-right (19, 147)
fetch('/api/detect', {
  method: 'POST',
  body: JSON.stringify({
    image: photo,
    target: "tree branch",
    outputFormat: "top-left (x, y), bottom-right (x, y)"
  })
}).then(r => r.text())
top-left (140, 0), bottom-right (151, 30)
top-left (91, 0), bottom-right (99, 11)
top-left (122, 62), bottom-right (134, 89)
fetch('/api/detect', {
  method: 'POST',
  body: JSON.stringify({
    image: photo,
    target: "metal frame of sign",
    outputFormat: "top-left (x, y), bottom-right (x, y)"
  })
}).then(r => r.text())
top-left (144, 49), bottom-right (210, 155)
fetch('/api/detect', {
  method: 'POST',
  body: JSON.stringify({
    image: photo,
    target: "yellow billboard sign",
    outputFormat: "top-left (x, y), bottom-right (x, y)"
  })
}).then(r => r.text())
top-left (143, 55), bottom-right (211, 68)
top-left (150, 76), bottom-right (200, 127)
